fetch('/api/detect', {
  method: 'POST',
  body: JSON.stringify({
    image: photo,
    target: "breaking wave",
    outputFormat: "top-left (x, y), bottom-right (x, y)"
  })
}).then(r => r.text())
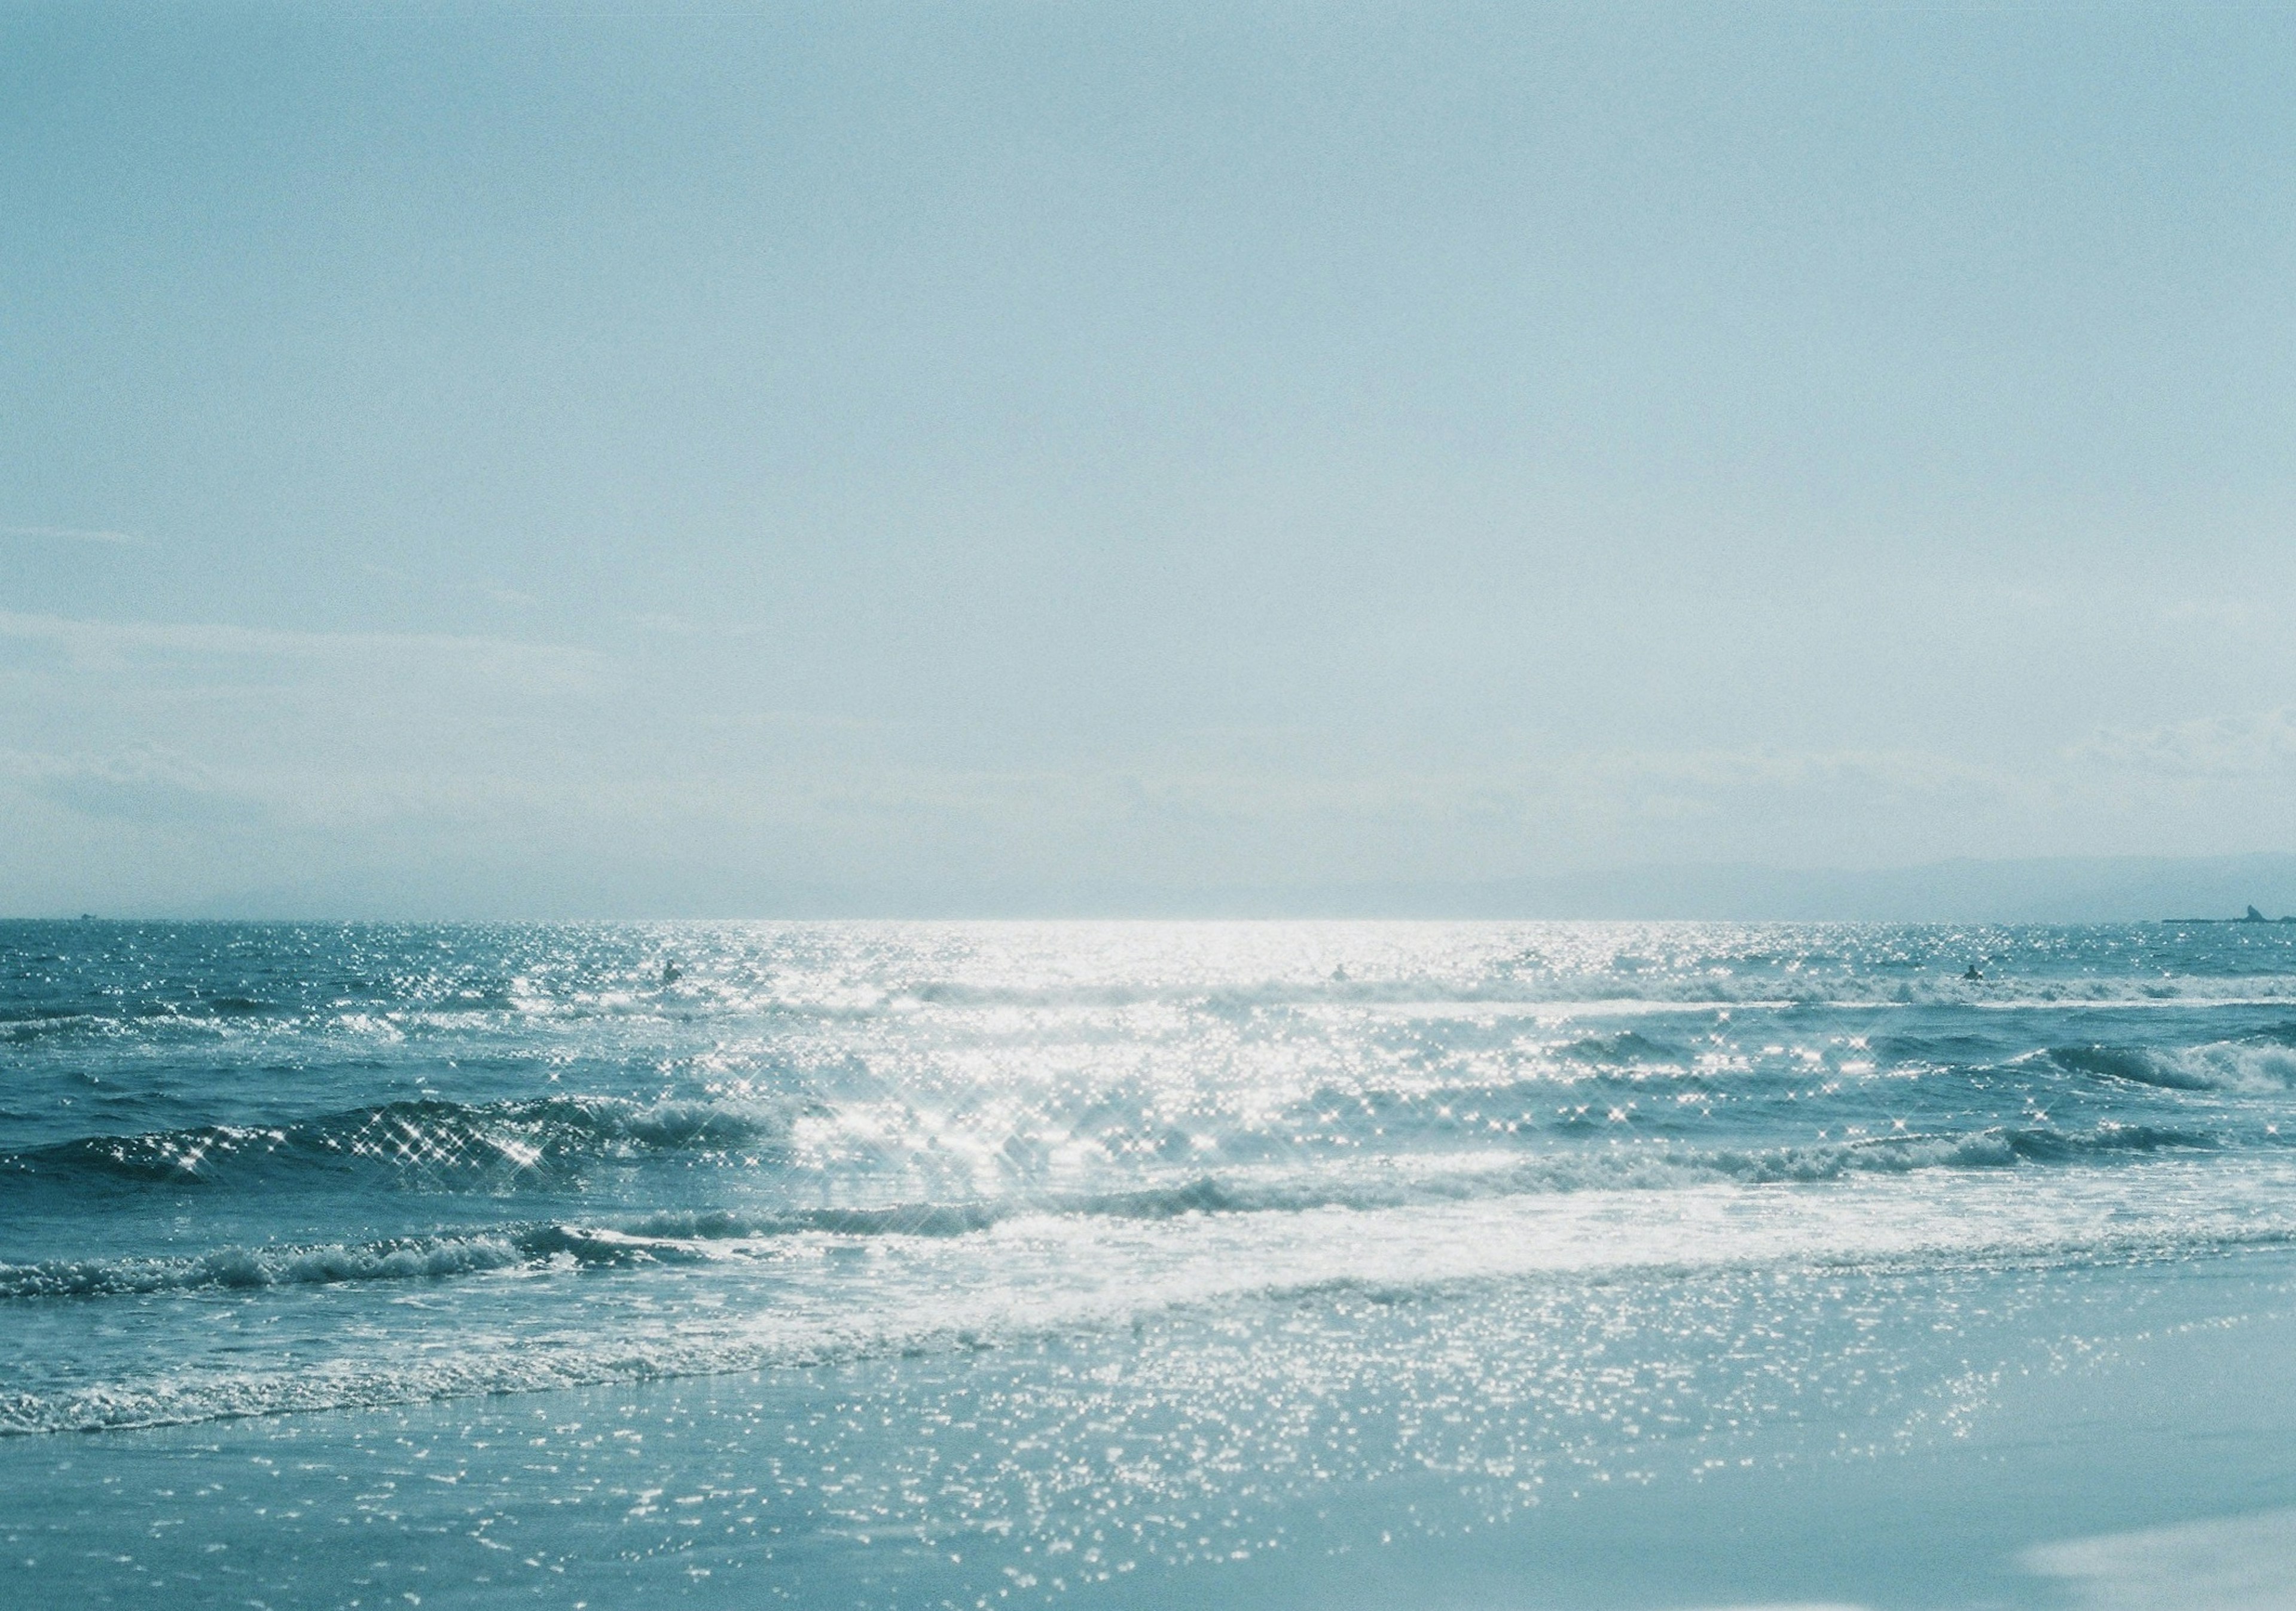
top-left (0, 1094), bottom-right (809, 1184)
top-left (0, 1120), bottom-right (2225, 1306)
top-left (8, 1181), bottom-right (2296, 1438)
top-left (2045, 1038), bottom-right (2296, 1093)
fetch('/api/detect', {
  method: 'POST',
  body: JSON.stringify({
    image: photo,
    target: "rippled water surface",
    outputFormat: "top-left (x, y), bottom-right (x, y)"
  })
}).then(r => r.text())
top-left (7, 920), bottom-right (2296, 1607)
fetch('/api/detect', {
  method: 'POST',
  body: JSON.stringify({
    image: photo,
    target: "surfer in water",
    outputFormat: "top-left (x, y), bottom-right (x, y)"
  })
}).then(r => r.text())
top-left (661, 959), bottom-right (682, 987)
top-left (1963, 965), bottom-right (1983, 981)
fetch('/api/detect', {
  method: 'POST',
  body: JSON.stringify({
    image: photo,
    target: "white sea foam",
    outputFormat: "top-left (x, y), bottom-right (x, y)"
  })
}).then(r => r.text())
top-left (9, 1154), bottom-right (2296, 1436)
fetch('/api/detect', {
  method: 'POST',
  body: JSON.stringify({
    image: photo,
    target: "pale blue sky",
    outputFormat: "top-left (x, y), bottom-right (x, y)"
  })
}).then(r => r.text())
top-left (5, 2), bottom-right (2296, 914)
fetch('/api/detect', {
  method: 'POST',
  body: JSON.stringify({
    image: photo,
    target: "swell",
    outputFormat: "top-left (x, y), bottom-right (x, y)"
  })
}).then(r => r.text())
top-left (899, 977), bottom-right (2296, 1014)
top-left (9, 1203), bottom-right (2296, 1439)
top-left (0, 1093), bottom-right (810, 1184)
top-left (0, 1121), bottom-right (2224, 1303)
top-left (2043, 1036), bottom-right (2296, 1093)
top-left (21, 969), bottom-right (2296, 1047)
top-left (1690, 1121), bottom-right (2215, 1182)
top-left (0, 1181), bottom-right (1241, 1299)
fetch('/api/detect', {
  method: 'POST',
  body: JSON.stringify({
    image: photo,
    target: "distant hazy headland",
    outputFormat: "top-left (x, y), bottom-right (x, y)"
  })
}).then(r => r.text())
top-left (1276, 853), bottom-right (2296, 925)
top-left (135, 851), bottom-right (2296, 925)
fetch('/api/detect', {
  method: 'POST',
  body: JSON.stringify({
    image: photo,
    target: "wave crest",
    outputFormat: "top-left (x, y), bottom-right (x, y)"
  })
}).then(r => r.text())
top-left (0, 1120), bottom-right (2221, 1307)
top-left (2047, 1039), bottom-right (2296, 1093)
top-left (2, 1094), bottom-right (807, 1184)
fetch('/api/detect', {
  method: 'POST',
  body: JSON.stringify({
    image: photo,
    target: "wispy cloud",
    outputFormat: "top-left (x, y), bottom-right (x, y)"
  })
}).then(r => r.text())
top-left (0, 747), bottom-right (261, 826)
top-left (1526, 745), bottom-right (2026, 835)
top-left (1, 524), bottom-right (139, 546)
top-left (0, 609), bottom-right (603, 689)
top-left (629, 611), bottom-right (763, 639)
top-left (632, 612), bottom-right (703, 635)
top-left (2069, 708), bottom-right (2296, 777)
top-left (359, 561), bottom-right (535, 609)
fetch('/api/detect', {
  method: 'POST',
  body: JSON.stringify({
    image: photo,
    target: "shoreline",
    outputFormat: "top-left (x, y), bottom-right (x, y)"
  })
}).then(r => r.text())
top-left (8, 1246), bottom-right (2295, 1609)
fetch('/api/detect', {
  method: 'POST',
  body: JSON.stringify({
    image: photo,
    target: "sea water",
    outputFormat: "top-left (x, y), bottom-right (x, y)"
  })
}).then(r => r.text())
top-left (5, 920), bottom-right (2296, 1609)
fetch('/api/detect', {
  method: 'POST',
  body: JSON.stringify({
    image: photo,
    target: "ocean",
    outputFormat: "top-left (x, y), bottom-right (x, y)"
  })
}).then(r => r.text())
top-left (4, 919), bottom-right (2295, 1609)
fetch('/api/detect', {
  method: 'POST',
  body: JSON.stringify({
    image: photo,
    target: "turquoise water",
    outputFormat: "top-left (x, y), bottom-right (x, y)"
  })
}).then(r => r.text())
top-left (7, 920), bottom-right (2296, 1607)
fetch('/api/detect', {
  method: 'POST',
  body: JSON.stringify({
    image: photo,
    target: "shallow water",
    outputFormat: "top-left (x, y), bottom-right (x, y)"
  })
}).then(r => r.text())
top-left (6, 919), bottom-right (2296, 1607)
